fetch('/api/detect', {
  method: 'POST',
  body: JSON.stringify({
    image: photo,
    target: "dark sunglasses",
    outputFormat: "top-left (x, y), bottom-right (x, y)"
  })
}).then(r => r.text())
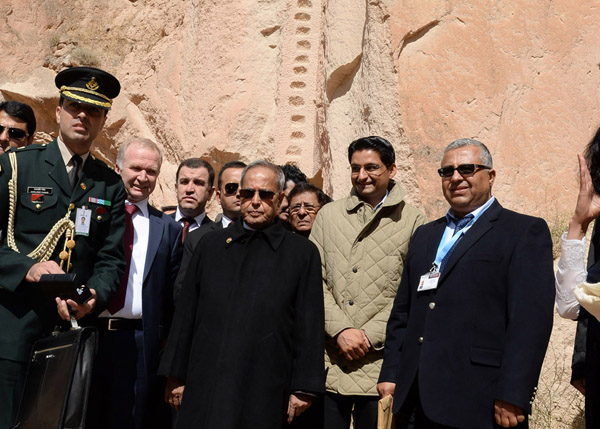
top-left (239, 188), bottom-right (277, 200)
top-left (438, 164), bottom-right (490, 178)
top-left (224, 183), bottom-right (239, 195)
top-left (0, 124), bottom-right (28, 140)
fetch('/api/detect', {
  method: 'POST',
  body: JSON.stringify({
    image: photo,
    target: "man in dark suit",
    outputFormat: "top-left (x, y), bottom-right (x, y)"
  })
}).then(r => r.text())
top-left (171, 158), bottom-right (215, 241)
top-left (171, 160), bottom-right (246, 300)
top-left (0, 67), bottom-right (126, 428)
top-left (88, 138), bottom-right (182, 429)
top-left (377, 138), bottom-right (555, 428)
top-left (165, 161), bottom-right (246, 408)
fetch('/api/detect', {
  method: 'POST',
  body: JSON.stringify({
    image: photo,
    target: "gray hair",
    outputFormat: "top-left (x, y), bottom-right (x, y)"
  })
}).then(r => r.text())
top-left (240, 160), bottom-right (285, 192)
top-left (443, 138), bottom-right (493, 168)
top-left (116, 137), bottom-right (163, 170)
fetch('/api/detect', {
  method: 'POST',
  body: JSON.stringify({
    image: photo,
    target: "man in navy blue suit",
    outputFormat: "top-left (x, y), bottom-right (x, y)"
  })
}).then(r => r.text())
top-left (377, 138), bottom-right (555, 428)
top-left (87, 138), bottom-right (182, 429)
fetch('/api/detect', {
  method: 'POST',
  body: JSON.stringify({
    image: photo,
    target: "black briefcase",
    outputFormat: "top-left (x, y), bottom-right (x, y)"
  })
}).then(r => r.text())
top-left (13, 326), bottom-right (98, 429)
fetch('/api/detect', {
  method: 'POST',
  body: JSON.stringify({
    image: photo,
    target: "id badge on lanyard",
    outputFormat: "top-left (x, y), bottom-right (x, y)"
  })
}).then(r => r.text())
top-left (418, 265), bottom-right (440, 291)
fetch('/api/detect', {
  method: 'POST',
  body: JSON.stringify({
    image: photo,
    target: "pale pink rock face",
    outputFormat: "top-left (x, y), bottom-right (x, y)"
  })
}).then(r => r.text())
top-left (0, 0), bottom-right (597, 224)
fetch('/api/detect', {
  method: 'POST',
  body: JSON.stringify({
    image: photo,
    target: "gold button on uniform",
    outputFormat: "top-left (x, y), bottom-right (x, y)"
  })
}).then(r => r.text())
top-left (429, 302), bottom-right (436, 310)
top-left (418, 337), bottom-right (424, 344)
top-left (68, 203), bottom-right (75, 210)
top-left (97, 215), bottom-right (103, 221)
top-left (35, 204), bottom-right (41, 210)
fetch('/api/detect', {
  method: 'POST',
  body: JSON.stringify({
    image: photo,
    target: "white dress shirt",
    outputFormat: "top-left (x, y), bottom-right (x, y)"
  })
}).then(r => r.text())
top-left (555, 232), bottom-right (587, 320)
top-left (99, 199), bottom-right (149, 319)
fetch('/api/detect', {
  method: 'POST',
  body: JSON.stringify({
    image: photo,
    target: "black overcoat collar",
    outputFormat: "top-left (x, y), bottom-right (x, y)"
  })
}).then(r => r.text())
top-left (226, 218), bottom-right (286, 251)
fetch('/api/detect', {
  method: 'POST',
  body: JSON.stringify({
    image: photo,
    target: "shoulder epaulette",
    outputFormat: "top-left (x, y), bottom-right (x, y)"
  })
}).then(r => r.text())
top-left (9, 143), bottom-right (47, 152)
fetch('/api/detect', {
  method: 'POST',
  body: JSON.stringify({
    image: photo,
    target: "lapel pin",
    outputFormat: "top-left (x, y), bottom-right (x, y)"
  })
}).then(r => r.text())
top-left (80, 183), bottom-right (87, 190)
top-left (226, 237), bottom-right (232, 244)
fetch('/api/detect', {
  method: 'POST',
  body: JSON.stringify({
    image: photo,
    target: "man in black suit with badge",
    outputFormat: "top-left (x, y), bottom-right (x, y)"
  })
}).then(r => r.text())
top-left (377, 138), bottom-right (555, 428)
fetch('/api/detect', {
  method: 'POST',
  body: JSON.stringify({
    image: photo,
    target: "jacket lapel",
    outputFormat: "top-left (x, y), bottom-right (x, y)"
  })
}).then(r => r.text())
top-left (439, 200), bottom-right (502, 282)
top-left (143, 206), bottom-right (164, 284)
top-left (426, 218), bottom-right (447, 270)
top-left (71, 157), bottom-right (97, 201)
top-left (45, 140), bottom-right (72, 196)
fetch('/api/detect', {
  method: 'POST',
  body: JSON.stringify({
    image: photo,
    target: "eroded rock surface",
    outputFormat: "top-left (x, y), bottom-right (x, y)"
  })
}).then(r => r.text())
top-left (1, 0), bottom-right (598, 223)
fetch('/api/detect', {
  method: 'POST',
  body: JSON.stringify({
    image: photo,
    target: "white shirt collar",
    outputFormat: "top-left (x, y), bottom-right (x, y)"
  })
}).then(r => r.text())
top-left (373, 189), bottom-right (390, 211)
top-left (126, 198), bottom-right (149, 217)
top-left (222, 214), bottom-right (233, 228)
top-left (175, 206), bottom-right (206, 225)
top-left (57, 136), bottom-right (90, 169)
top-left (446, 195), bottom-right (495, 222)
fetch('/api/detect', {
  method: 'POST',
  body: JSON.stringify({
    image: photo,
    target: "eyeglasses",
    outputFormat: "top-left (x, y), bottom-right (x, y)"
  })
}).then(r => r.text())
top-left (289, 202), bottom-right (320, 216)
top-left (350, 164), bottom-right (386, 177)
top-left (224, 183), bottom-right (239, 195)
top-left (239, 188), bottom-right (277, 200)
top-left (437, 164), bottom-right (490, 178)
top-left (0, 124), bottom-right (28, 140)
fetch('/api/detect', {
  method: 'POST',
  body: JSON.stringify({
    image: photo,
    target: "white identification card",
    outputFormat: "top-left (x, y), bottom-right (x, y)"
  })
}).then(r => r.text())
top-left (418, 272), bottom-right (440, 292)
top-left (75, 206), bottom-right (92, 236)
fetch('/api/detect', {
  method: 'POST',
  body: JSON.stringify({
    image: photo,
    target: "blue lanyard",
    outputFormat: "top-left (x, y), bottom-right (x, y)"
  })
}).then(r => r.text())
top-left (431, 197), bottom-right (496, 272)
top-left (432, 218), bottom-right (474, 270)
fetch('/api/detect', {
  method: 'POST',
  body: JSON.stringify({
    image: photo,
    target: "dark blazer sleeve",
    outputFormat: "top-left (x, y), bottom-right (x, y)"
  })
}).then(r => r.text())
top-left (0, 154), bottom-right (39, 289)
top-left (378, 236), bottom-right (415, 383)
top-left (494, 217), bottom-right (555, 412)
top-left (84, 174), bottom-right (127, 309)
top-left (162, 214), bottom-right (183, 337)
top-left (571, 316), bottom-right (587, 384)
top-left (158, 235), bottom-right (206, 382)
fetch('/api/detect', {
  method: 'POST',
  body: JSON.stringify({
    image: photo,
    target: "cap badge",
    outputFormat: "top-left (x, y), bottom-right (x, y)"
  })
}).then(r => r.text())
top-left (86, 77), bottom-right (99, 91)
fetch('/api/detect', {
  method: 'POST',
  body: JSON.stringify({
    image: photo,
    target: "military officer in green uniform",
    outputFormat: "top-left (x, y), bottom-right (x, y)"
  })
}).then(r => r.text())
top-left (0, 67), bottom-right (127, 428)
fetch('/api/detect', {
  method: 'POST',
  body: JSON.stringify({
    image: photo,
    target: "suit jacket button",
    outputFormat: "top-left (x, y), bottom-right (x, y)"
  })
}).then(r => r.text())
top-left (429, 302), bottom-right (436, 310)
top-left (352, 267), bottom-right (358, 273)
top-left (418, 336), bottom-right (424, 344)
top-left (348, 299), bottom-right (354, 306)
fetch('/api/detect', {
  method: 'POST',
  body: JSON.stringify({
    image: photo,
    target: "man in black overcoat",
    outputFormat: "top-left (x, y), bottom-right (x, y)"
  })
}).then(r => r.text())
top-left (158, 160), bottom-right (325, 428)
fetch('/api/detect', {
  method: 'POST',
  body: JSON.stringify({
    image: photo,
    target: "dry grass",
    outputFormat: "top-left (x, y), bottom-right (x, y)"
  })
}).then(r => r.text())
top-left (70, 47), bottom-right (100, 67)
top-left (530, 312), bottom-right (585, 428)
top-left (549, 213), bottom-right (571, 260)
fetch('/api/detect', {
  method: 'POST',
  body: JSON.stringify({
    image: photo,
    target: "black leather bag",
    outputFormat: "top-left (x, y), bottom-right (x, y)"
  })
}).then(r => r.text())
top-left (13, 326), bottom-right (98, 429)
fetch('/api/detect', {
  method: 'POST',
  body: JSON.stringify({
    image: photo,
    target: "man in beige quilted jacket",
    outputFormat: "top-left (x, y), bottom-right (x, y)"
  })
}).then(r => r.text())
top-left (309, 136), bottom-right (426, 429)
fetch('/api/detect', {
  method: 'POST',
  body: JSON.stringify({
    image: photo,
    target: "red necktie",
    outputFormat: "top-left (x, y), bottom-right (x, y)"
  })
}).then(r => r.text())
top-left (108, 203), bottom-right (138, 314)
top-left (181, 217), bottom-right (195, 243)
